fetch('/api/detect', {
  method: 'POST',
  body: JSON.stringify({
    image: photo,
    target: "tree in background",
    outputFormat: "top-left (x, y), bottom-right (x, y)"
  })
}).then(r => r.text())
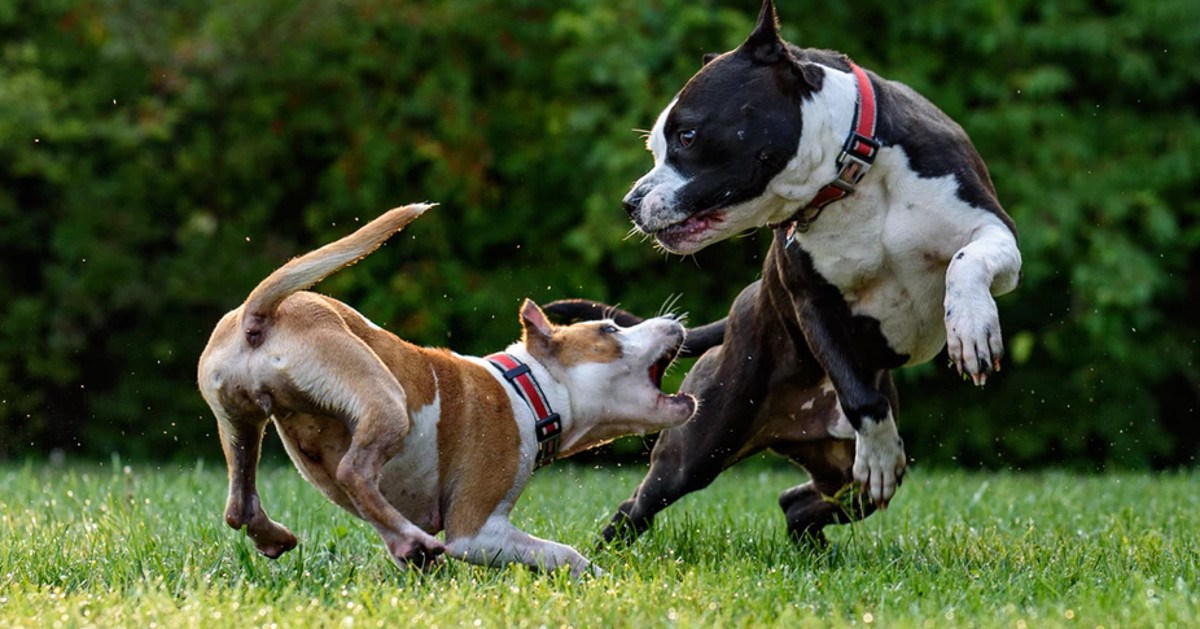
top-left (1, 0), bottom-right (1196, 468)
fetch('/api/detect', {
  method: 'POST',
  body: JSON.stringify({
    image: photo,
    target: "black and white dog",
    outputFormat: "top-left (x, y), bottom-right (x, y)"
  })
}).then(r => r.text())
top-left (547, 0), bottom-right (1021, 544)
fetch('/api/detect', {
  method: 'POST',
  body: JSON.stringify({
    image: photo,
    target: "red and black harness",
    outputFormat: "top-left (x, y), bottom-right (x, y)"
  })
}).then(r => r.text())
top-left (485, 353), bottom-right (562, 469)
top-left (772, 60), bottom-right (880, 238)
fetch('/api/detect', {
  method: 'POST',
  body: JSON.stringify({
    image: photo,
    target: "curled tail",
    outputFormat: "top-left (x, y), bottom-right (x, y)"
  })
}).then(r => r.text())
top-left (241, 203), bottom-right (433, 347)
top-left (543, 298), bottom-right (726, 358)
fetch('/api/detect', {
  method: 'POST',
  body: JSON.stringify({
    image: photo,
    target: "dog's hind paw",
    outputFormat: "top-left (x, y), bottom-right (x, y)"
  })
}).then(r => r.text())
top-left (254, 531), bottom-right (298, 559)
top-left (243, 514), bottom-right (298, 559)
top-left (387, 534), bottom-right (446, 571)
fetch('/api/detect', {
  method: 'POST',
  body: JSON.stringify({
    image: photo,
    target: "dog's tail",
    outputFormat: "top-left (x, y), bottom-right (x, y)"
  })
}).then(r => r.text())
top-left (542, 299), bottom-right (726, 358)
top-left (240, 203), bottom-right (434, 347)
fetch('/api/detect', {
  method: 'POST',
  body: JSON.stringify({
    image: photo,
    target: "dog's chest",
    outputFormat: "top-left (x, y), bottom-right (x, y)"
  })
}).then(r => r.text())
top-left (792, 149), bottom-right (983, 364)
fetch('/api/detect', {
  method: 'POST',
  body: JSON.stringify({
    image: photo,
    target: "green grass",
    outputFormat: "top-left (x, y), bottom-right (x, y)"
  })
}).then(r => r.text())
top-left (1, 459), bottom-right (1197, 628)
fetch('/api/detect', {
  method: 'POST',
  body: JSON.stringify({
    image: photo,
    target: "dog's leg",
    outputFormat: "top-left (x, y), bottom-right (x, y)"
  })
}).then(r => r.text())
top-left (944, 223), bottom-right (1022, 386)
top-left (777, 372), bottom-right (898, 544)
top-left (286, 328), bottom-right (446, 569)
top-left (214, 408), bottom-right (298, 558)
top-left (337, 434), bottom-right (445, 569)
top-left (788, 336), bottom-right (904, 508)
top-left (447, 516), bottom-right (599, 579)
top-left (781, 247), bottom-right (906, 508)
top-left (601, 342), bottom-right (768, 544)
top-left (777, 441), bottom-right (870, 546)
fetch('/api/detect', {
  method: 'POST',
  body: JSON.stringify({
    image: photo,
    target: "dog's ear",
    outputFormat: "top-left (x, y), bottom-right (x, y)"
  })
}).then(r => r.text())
top-left (741, 0), bottom-right (785, 65)
top-left (740, 0), bottom-right (821, 91)
top-left (520, 299), bottom-right (555, 355)
top-left (701, 52), bottom-right (720, 67)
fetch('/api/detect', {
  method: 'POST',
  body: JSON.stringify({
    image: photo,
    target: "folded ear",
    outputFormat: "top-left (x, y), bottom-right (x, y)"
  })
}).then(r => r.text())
top-left (741, 0), bottom-right (785, 65)
top-left (520, 299), bottom-right (555, 354)
top-left (701, 52), bottom-right (720, 66)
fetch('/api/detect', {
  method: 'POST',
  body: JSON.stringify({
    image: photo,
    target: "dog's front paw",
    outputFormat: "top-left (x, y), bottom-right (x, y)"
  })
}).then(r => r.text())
top-left (851, 417), bottom-right (906, 507)
top-left (598, 502), bottom-right (652, 548)
top-left (945, 291), bottom-right (1004, 387)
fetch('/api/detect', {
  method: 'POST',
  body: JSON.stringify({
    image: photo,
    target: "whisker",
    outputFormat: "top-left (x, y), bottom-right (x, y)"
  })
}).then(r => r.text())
top-left (732, 228), bottom-right (758, 241)
top-left (657, 293), bottom-right (683, 319)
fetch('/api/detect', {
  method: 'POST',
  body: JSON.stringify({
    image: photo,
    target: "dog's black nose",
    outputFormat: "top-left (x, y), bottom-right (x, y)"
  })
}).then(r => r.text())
top-left (622, 192), bottom-right (643, 216)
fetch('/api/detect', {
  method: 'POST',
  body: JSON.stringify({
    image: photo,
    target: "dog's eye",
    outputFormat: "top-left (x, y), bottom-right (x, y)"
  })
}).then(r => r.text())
top-left (600, 324), bottom-right (619, 334)
top-left (678, 129), bottom-right (696, 148)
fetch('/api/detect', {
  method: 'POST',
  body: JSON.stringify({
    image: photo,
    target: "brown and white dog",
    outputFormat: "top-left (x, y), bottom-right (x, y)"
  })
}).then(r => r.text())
top-left (197, 204), bottom-right (696, 576)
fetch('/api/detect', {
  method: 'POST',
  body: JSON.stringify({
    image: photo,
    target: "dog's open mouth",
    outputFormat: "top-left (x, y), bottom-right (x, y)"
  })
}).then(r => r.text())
top-left (647, 338), bottom-right (695, 414)
top-left (652, 207), bottom-right (726, 251)
top-left (647, 345), bottom-right (678, 390)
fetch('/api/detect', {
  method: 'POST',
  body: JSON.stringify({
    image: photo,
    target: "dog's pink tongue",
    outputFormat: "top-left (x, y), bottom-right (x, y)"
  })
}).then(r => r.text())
top-left (648, 364), bottom-right (661, 388)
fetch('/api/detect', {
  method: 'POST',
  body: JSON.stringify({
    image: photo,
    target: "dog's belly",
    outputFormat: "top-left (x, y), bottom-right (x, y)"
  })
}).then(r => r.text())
top-left (274, 412), bottom-right (358, 516)
top-left (842, 269), bottom-right (946, 366)
top-left (378, 398), bottom-right (442, 533)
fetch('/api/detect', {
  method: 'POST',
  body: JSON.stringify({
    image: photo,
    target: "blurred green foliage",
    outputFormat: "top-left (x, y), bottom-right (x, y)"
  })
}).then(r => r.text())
top-left (0, 0), bottom-right (1196, 468)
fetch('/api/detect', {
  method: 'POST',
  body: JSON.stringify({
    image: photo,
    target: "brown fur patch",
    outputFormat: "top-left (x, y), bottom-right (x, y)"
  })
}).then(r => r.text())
top-left (426, 350), bottom-right (521, 539)
top-left (322, 296), bottom-right (437, 410)
top-left (551, 323), bottom-right (623, 368)
top-left (733, 376), bottom-right (843, 461)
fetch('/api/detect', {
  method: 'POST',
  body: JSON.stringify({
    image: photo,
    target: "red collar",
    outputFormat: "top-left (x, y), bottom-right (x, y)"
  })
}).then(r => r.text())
top-left (485, 353), bottom-right (562, 468)
top-left (775, 60), bottom-right (879, 238)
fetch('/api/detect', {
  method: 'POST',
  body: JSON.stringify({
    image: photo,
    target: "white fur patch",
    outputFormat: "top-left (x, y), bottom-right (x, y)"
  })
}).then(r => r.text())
top-left (851, 412), bottom-right (905, 504)
top-left (446, 514), bottom-right (596, 577)
top-left (819, 377), bottom-right (863, 440)
top-left (646, 97), bottom-right (677, 161)
top-left (378, 387), bottom-right (441, 522)
top-left (636, 165), bottom-right (687, 229)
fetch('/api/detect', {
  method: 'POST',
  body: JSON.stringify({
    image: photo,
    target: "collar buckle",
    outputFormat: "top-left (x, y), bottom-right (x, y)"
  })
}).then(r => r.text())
top-left (833, 132), bottom-right (880, 193)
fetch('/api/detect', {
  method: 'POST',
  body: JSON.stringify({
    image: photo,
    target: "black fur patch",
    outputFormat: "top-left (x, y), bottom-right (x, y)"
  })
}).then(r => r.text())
top-left (661, 50), bottom-right (811, 220)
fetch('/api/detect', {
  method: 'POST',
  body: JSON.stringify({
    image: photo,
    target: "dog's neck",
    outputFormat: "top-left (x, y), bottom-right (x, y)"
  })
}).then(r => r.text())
top-left (766, 65), bottom-right (868, 222)
top-left (479, 343), bottom-right (591, 464)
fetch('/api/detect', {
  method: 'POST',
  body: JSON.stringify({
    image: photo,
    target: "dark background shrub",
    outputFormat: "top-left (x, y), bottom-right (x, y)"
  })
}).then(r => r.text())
top-left (1, 0), bottom-right (1196, 468)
